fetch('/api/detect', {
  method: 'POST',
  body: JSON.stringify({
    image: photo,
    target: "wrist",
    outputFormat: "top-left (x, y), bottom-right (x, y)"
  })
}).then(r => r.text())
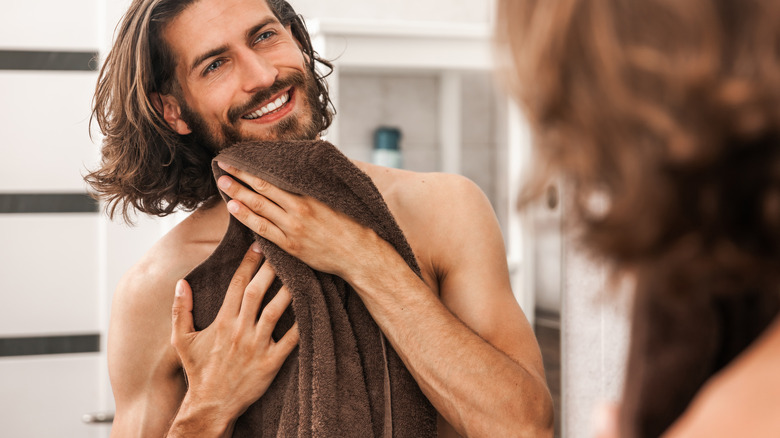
top-left (341, 231), bottom-right (402, 287)
top-left (168, 393), bottom-right (235, 437)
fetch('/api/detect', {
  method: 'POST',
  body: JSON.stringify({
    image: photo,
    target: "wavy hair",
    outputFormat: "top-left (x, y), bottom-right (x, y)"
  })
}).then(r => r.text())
top-left (496, 0), bottom-right (780, 436)
top-left (85, 0), bottom-right (334, 221)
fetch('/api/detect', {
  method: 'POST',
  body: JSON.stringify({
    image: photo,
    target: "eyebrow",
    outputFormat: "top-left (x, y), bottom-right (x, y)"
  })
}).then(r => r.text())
top-left (190, 44), bottom-right (229, 74)
top-left (188, 17), bottom-right (279, 74)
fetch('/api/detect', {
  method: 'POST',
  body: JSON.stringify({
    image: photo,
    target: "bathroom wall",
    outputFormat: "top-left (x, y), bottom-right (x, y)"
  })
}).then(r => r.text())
top-left (337, 72), bottom-right (501, 211)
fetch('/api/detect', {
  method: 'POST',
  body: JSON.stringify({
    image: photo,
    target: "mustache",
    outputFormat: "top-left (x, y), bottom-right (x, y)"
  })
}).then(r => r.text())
top-left (227, 71), bottom-right (306, 124)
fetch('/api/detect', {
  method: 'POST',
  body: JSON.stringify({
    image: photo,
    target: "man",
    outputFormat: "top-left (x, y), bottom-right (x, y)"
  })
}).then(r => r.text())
top-left (87, 0), bottom-right (553, 436)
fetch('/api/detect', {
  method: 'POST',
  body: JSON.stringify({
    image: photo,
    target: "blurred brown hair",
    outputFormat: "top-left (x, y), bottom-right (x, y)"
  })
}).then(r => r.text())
top-left (85, 0), bottom-right (334, 221)
top-left (496, 0), bottom-right (780, 436)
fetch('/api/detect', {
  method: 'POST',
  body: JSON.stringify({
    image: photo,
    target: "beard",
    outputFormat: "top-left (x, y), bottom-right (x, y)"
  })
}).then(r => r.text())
top-left (179, 68), bottom-right (324, 151)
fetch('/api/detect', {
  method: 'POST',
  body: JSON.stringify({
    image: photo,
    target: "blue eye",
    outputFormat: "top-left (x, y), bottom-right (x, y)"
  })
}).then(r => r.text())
top-left (254, 31), bottom-right (275, 44)
top-left (204, 59), bottom-right (224, 75)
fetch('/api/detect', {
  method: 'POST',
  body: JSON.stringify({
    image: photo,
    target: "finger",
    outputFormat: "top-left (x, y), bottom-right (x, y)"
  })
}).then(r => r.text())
top-left (217, 161), bottom-right (295, 210)
top-left (171, 279), bottom-right (195, 349)
top-left (239, 260), bottom-right (278, 326)
top-left (217, 175), bottom-right (289, 226)
top-left (227, 199), bottom-right (288, 246)
top-left (276, 322), bottom-right (300, 356)
top-left (218, 243), bottom-right (264, 319)
top-left (257, 285), bottom-right (293, 340)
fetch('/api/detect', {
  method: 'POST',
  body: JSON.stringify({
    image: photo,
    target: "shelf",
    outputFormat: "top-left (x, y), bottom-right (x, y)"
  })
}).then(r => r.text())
top-left (310, 19), bottom-right (494, 72)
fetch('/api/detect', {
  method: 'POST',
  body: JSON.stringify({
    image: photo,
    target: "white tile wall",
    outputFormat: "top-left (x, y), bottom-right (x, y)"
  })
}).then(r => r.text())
top-left (1, 0), bottom-right (99, 51)
top-left (0, 71), bottom-right (99, 192)
top-left (337, 72), bottom-right (503, 208)
top-left (338, 73), bottom-right (440, 172)
top-left (0, 215), bottom-right (99, 336)
top-left (0, 354), bottom-right (107, 438)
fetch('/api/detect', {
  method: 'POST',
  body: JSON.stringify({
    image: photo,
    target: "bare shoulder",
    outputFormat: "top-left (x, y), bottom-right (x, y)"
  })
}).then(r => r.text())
top-left (381, 169), bottom-right (502, 258)
top-left (359, 163), bottom-right (496, 238)
top-left (357, 162), bottom-right (505, 288)
top-left (108, 204), bottom-right (228, 431)
top-left (667, 317), bottom-right (780, 437)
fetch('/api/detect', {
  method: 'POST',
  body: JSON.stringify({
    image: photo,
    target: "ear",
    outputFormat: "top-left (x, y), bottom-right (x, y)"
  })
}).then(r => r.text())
top-left (150, 92), bottom-right (192, 135)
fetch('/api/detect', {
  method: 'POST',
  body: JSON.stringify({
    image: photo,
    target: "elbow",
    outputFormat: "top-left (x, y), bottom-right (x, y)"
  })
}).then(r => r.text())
top-left (525, 387), bottom-right (555, 438)
top-left (510, 379), bottom-right (555, 438)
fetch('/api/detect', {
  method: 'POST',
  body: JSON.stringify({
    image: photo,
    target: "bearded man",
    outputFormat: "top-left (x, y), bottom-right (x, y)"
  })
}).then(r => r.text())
top-left (86, 0), bottom-right (553, 436)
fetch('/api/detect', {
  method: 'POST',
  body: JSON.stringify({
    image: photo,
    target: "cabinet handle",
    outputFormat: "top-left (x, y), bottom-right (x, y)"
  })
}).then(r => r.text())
top-left (82, 411), bottom-right (115, 424)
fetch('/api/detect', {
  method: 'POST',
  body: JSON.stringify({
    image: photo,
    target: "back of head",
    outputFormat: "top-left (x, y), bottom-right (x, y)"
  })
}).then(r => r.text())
top-left (496, 0), bottom-right (780, 435)
top-left (85, 0), bottom-right (333, 221)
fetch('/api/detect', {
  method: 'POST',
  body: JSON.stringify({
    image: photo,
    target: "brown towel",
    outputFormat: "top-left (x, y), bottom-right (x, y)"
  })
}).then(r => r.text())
top-left (185, 140), bottom-right (437, 438)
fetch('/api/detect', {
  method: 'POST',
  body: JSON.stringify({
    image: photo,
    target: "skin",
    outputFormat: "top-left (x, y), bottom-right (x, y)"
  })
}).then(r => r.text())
top-left (107, 0), bottom-right (553, 436)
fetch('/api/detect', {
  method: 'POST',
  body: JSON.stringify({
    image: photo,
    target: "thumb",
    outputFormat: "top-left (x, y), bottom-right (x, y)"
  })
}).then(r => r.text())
top-left (171, 279), bottom-right (196, 349)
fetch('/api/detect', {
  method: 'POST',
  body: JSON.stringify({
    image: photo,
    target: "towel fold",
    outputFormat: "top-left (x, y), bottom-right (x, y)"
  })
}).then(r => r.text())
top-left (185, 140), bottom-right (437, 438)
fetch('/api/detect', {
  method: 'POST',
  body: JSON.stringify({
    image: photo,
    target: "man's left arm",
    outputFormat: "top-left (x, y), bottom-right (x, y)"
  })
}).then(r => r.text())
top-left (217, 164), bottom-right (554, 437)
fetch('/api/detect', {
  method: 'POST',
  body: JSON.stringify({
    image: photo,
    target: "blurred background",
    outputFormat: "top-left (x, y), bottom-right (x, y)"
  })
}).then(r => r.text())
top-left (0, 1), bottom-right (629, 437)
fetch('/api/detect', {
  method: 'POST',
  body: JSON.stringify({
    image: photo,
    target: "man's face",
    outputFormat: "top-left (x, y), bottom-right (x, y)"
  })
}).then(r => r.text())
top-left (163, 0), bottom-right (321, 149)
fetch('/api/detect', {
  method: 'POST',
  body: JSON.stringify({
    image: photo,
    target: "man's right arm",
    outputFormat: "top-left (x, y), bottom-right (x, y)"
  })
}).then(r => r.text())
top-left (108, 265), bottom-right (187, 437)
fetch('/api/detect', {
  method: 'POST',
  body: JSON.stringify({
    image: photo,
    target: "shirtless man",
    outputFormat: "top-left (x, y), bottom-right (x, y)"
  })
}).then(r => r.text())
top-left (87, 0), bottom-right (553, 436)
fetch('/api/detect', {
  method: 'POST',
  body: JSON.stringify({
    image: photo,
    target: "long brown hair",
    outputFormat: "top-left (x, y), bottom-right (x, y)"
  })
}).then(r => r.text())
top-left (496, 0), bottom-right (780, 436)
top-left (85, 0), bottom-right (334, 221)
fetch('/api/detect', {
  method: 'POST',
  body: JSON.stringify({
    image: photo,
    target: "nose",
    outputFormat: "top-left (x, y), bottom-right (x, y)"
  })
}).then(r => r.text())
top-left (237, 48), bottom-right (278, 93)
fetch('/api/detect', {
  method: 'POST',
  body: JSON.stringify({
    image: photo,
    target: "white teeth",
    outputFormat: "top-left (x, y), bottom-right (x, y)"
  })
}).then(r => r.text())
top-left (243, 91), bottom-right (290, 120)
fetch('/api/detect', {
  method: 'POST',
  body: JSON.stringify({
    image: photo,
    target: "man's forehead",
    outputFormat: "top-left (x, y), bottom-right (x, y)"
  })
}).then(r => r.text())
top-left (164, 0), bottom-right (279, 69)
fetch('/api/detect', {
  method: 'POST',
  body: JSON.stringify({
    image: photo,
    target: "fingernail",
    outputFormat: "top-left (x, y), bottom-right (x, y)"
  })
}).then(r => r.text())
top-left (218, 176), bottom-right (232, 190)
top-left (175, 280), bottom-right (185, 297)
top-left (227, 200), bottom-right (240, 214)
top-left (251, 242), bottom-right (261, 253)
top-left (217, 161), bottom-right (233, 171)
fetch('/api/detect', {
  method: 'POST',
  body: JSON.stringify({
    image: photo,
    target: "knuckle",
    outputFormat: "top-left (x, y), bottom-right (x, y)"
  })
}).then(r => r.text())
top-left (290, 221), bottom-right (305, 235)
top-left (244, 285), bottom-right (263, 302)
top-left (229, 326), bottom-right (245, 346)
top-left (171, 305), bottom-right (184, 321)
top-left (256, 219), bottom-right (268, 235)
top-left (254, 178), bottom-right (270, 192)
top-left (294, 201), bottom-right (312, 216)
top-left (262, 304), bottom-right (283, 322)
top-left (285, 238), bottom-right (300, 254)
top-left (229, 274), bottom-right (250, 290)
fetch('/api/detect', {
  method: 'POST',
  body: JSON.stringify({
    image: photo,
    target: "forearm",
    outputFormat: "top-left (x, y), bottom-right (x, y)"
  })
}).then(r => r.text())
top-left (166, 394), bottom-right (236, 438)
top-left (345, 240), bottom-right (553, 437)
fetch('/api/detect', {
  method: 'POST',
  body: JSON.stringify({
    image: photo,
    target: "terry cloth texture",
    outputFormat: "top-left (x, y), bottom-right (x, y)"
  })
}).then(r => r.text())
top-left (185, 140), bottom-right (437, 438)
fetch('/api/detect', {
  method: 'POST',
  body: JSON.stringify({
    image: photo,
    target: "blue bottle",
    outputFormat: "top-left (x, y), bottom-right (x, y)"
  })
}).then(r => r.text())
top-left (372, 127), bottom-right (403, 169)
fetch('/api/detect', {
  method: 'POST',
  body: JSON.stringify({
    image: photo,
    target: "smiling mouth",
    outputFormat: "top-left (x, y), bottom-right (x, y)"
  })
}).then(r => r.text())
top-left (242, 89), bottom-right (292, 120)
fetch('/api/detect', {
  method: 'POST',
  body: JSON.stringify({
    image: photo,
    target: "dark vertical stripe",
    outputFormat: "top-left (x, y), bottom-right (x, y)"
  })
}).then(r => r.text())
top-left (0, 194), bottom-right (98, 214)
top-left (0, 334), bottom-right (100, 357)
top-left (0, 50), bottom-right (98, 71)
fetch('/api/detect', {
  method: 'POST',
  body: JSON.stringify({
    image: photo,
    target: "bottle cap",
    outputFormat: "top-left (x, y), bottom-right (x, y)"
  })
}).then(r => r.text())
top-left (374, 127), bottom-right (402, 150)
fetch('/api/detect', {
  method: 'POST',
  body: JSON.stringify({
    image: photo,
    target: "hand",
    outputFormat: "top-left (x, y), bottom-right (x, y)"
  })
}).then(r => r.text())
top-left (170, 243), bottom-right (299, 422)
top-left (216, 162), bottom-right (383, 278)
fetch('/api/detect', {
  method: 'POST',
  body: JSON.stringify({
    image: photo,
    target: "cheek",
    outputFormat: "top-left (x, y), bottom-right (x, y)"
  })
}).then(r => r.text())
top-left (197, 82), bottom-right (239, 118)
